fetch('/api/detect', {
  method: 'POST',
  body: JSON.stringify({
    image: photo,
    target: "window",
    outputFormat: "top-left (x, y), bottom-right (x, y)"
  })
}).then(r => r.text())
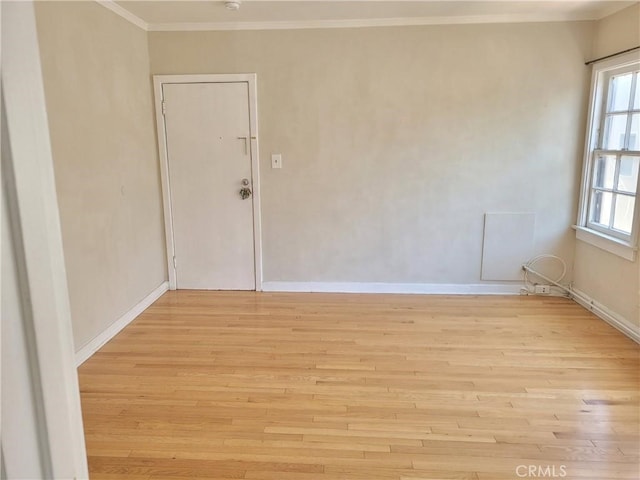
top-left (578, 53), bottom-right (640, 260)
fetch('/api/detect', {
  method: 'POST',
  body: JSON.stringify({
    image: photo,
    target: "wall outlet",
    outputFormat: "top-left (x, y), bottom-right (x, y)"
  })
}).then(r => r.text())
top-left (534, 285), bottom-right (551, 294)
top-left (271, 154), bottom-right (282, 169)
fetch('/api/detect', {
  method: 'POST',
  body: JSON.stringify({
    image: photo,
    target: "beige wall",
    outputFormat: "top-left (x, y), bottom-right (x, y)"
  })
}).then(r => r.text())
top-left (574, 242), bottom-right (639, 325)
top-left (573, 3), bottom-right (640, 328)
top-left (35, 1), bottom-right (166, 350)
top-left (31, 1), bottom-right (636, 344)
top-left (149, 22), bottom-right (592, 284)
top-left (592, 3), bottom-right (640, 59)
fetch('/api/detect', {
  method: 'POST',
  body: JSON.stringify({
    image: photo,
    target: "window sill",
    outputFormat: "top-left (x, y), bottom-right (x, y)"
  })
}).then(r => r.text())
top-left (573, 226), bottom-right (637, 261)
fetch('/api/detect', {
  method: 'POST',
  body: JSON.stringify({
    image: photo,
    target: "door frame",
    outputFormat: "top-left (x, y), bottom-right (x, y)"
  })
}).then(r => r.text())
top-left (153, 74), bottom-right (263, 291)
top-left (2, 1), bottom-right (89, 477)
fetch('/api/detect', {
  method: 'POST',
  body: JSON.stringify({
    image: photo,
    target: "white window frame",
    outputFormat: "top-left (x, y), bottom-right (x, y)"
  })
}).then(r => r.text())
top-left (576, 51), bottom-right (640, 261)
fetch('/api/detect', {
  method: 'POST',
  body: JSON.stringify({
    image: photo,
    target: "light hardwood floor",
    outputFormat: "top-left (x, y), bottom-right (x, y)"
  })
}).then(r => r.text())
top-left (79, 291), bottom-right (639, 480)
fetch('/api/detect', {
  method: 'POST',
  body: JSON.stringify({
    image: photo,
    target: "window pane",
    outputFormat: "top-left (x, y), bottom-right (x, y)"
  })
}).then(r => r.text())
top-left (634, 73), bottom-right (640, 109)
top-left (613, 194), bottom-right (635, 234)
top-left (594, 155), bottom-right (616, 189)
top-left (630, 113), bottom-right (639, 151)
top-left (591, 190), bottom-right (613, 226)
top-left (618, 156), bottom-right (639, 193)
top-left (609, 73), bottom-right (633, 112)
top-left (603, 114), bottom-right (628, 150)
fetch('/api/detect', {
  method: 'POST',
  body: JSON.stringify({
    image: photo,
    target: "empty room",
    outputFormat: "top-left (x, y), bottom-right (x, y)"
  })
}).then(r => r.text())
top-left (2, 0), bottom-right (640, 479)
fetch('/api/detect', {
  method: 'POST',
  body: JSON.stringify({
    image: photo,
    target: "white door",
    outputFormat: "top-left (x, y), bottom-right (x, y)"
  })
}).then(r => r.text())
top-left (163, 82), bottom-right (256, 290)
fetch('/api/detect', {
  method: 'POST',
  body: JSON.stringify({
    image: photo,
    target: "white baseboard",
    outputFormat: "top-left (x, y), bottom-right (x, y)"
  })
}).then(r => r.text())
top-left (262, 281), bottom-right (523, 295)
top-left (75, 281), bottom-right (169, 366)
top-left (571, 287), bottom-right (640, 344)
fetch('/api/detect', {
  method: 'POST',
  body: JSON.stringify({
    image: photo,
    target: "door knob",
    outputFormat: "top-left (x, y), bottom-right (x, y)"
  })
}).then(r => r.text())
top-left (239, 178), bottom-right (251, 199)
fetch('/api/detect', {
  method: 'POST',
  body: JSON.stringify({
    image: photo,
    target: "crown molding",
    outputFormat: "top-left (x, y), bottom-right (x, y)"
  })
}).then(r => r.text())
top-left (596, 1), bottom-right (639, 19)
top-left (94, 0), bottom-right (623, 34)
top-left (146, 13), bottom-right (597, 32)
top-left (95, 0), bottom-right (149, 30)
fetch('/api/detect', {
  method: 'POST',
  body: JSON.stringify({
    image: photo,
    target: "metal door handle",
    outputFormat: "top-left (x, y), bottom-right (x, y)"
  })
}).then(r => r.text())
top-left (237, 136), bottom-right (257, 155)
top-left (237, 137), bottom-right (248, 155)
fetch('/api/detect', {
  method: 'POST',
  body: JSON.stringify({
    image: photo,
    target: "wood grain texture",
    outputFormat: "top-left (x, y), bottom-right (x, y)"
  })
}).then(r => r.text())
top-left (79, 292), bottom-right (640, 480)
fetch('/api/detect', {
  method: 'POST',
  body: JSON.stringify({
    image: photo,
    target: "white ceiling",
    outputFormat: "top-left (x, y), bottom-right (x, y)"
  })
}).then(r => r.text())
top-left (108, 1), bottom-right (637, 31)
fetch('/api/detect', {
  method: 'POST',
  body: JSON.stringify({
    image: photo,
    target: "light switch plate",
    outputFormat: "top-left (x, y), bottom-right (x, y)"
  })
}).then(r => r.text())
top-left (271, 154), bottom-right (282, 169)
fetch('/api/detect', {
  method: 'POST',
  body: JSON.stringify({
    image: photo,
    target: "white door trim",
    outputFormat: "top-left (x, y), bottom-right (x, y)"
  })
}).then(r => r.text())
top-left (2, 1), bottom-right (89, 477)
top-left (153, 74), bottom-right (263, 291)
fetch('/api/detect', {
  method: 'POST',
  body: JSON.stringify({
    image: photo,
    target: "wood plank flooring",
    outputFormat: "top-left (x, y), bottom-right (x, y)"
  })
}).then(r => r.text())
top-left (79, 291), bottom-right (640, 480)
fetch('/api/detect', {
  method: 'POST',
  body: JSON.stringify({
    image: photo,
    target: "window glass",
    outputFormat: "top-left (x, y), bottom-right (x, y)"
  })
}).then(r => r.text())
top-left (609, 73), bottom-right (633, 112)
top-left (590, 190), bottom-right (613, 226)
top-left (618, 156), bottom-right (639, 194)
top-left (603, 114), bottom-right (628, 150)
top-left (594, 155), bottom-right (616, 189)
top-left (629, 113), bottom-right (639, 151)
top-left (613, 194), bottom-right (635, 234)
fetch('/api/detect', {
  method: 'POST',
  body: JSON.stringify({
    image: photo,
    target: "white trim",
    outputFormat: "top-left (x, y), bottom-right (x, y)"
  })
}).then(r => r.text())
top-left (571, 288), bottom-right (640, 344)
top-left (574, 225), bottom-right (637, 261)
top-left (575, 45), bottom-right (601, 228)
top-left (153, 74), bottom-right (263, 291)
top-left (75, 281), bottom-right (169, 366)
top-left (93, 0), bottom-right (635, 33)
top-left (589, 50), bottom-right (640, 71)
top-left (95, 0), bottom-right (148, 30)
top-left (262, 281), bottom-right (523, 295)
top-left (576, 51), bottom-right (640, 256)
top-left (2, 1), bottom-right (88, 477)
top-left (247, 77), bottom-right (264, 290)
top-left (153, 78), bottom-right (177, 290)
top-left (147, 13), bottom-right (600, 32)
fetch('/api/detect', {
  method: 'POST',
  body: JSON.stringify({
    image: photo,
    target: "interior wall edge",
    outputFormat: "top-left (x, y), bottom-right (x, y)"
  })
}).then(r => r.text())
top-left (75, 281), bottom-right (169, 366)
